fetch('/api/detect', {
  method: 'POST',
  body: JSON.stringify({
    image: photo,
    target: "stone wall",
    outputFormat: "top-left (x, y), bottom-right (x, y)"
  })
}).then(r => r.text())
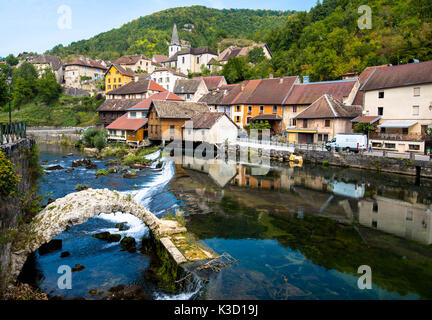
top-left (295, 149), bottom-right (432, 178)
top-left (0, 138), bottom-right (37, 294)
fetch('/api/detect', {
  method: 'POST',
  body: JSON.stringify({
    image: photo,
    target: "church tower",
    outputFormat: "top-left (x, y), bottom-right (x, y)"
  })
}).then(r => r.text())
top-left (169, 24), bottom-right (182, 57)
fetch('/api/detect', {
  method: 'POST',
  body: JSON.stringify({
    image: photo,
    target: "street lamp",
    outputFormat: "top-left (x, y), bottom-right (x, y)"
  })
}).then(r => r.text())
top-left (6, 67), bottom-right (12, 125)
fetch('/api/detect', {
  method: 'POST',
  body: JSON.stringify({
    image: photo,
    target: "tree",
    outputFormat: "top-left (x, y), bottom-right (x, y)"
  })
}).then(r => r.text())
top-left (93, 135), bottom-right (107, 151)
top-left (0, 75), bottom-right (8, 108)
top-left (12, 77), bottom-right (34, 108)
top-left (13, 62), bottom-right (38, 81)
top-left (37, 71), bottom-right (62, 105)
top-left (247, 47), bottom-right (266, 64)
top-left (5, 54), bottom-right (18, 66)
top-left (222, 57), bottom-right (251, 83)
top-left (250, 120), bottom-right (271, 130)
top-left (353, 122), bottom-right (376, 134)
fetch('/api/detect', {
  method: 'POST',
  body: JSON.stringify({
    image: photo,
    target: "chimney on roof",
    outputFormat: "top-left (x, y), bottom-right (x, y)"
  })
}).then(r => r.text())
top-left (279, 78), bottom-right (283, 84)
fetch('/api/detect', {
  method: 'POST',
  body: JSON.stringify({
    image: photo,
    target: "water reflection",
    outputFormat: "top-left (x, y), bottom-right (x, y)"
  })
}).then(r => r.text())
top-left (169, 155), bottom-right (432, 299)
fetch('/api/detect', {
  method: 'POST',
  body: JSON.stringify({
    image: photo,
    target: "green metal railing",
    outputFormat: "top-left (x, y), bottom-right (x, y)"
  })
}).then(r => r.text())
top-left (0, 122), bottom-right (27, 145)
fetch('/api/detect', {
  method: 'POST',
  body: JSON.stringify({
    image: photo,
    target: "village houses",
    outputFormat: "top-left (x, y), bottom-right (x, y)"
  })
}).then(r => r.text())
top-left (160, 24), bottom-right (218, 75)
top-left (218, 43), bottom-right (272, 65)
top-left (106, 91), bottom-right (183, 145)
top-left (97, 78), bottom-right (167, 126)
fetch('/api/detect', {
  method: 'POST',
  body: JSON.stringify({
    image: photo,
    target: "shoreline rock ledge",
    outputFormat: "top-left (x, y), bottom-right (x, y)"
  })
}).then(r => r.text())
top-left (10, 188), bottom-right (188, 283)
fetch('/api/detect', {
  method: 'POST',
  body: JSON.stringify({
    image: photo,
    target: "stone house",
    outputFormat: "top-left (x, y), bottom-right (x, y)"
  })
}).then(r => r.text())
top-left (293, 94), bottom-right (362, 144)
top-left (29, 54), bottom-right (64, 83)
top-left (173, 79), bottom-right (209, 102)
top-left (283, 79), bottom-right (360, 141)
top-left (360, 60), bottom-right (432, 154)
top-left (114, 54), bottom-right (155, 74)
top-left (64, 58), bottom-right (107, 90)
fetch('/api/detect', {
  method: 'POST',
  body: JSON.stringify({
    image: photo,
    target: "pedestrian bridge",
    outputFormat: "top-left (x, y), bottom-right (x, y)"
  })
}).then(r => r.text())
top-left (10, 189), bottom-right (188, 282)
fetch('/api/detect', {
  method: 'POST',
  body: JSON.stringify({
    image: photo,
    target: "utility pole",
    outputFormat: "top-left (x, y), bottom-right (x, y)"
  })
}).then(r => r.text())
top-left (6, 66), bottom-right (12, 125)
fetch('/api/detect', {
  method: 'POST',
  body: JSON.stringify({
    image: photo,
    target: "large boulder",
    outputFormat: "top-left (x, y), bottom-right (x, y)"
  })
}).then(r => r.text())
top-left (106, 284), bottom-right (147, 300)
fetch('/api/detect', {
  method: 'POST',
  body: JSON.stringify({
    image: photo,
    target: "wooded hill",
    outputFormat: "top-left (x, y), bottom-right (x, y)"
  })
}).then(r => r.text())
top-left (49, 6), bottom-right (294, 61)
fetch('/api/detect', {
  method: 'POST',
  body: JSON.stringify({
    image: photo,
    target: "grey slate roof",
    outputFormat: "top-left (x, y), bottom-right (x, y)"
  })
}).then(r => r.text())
top-left (151, 100), bottom-right (209, 119)
top-left (174, 79), bottom-right (203, 94)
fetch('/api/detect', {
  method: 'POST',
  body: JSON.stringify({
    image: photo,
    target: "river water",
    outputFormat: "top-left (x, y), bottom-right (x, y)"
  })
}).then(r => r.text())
top-left (21, 144), bottom-right (432, 300)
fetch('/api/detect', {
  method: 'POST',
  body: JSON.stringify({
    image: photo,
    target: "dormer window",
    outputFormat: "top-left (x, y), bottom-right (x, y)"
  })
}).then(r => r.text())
top-left (130, 112), bottom-right (136, 118)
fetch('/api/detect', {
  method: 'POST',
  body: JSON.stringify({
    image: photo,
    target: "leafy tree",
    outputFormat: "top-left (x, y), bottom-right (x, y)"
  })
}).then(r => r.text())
top-left (5, 54), bottom-right (18, 66)
top-left (11, 77), bottom-right (34, 108)
top-left (247, 47), bottom-right (266, 64)
top-left (13, 62), bottom-right (38, 81)
top-left (353, 122), bottom-right (376, 134)
top-left (222, 57), bottom-right (251, 83)
top-left (37, 71), bottom-right (62, 105)
top-left (250, 120), bottom-right (271, 130)
top-left (0, 75), bottom-right (8, 108)
top-left (93, 135), bottom-right (107, 151)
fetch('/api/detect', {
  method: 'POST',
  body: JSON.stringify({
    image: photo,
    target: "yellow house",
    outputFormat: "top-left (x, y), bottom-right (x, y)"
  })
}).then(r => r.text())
top-left (105, 64), bottom-right (135, 93)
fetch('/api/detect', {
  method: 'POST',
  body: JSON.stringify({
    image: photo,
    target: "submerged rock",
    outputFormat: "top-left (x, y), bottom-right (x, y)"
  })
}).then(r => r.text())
top-left (38, 239), bottom-right (62, 255)
top-left (120, 236), bottom-right (136, 252)
top-left (115, 222), bottom-right (129, 231)
top-left (75, 184), bottom-right (91, 191)
top-left (129, 163), bottom-right (150, 170)
top-left (72, 159), bottom-right (94, 168)
top-left (60, 251), bottom-right (70, 258)
top-left (106, 284), bottom-right (147, 300)
top-left (123, 172), bottom-right (139, 179)
top-left (92, 232), bottom-right (121, 242)
top-left (46, 165), bottom-right (64, 170)
top-left (65, 168), bottom-right (74, 173)
top-left (86, 163), bottom-right (98, 170)
top-left (72, 264), bottom-right (85, 272)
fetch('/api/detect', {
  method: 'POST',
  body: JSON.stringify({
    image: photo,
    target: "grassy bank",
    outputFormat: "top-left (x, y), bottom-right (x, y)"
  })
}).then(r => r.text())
top-left (0, 94), bottom-right (104, 127)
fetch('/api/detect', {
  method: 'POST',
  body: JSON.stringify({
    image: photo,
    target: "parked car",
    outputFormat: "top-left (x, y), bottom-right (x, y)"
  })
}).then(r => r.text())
top-left (325, 133), bottom-right (367, 153)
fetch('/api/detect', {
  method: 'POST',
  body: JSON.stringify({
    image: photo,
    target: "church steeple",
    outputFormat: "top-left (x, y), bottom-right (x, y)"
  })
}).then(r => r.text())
top-left (171, 23), bottom-right (180, 45)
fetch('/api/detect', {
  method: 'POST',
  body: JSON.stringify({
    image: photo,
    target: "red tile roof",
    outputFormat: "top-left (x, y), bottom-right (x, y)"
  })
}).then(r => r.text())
top-left (352, 65), bottom-right (388, 105)
top-left (232, 77), bottom-right (298, 105)
top-left (106, 114), bottom-right (148, 131)
top-left (285, 80), bottom-right (357, 105)
top-left (153, 67), bottom-right (187, 78)
top-left (350, 116), bottom-right (381, 124)
top-left (128, 91), bottom-right (183, 110)
top-left (360, 60), bottom-right (432, 91)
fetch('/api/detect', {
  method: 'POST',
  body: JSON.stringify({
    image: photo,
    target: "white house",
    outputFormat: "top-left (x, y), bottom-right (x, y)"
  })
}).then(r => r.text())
top-left (151, 67), bottom-right (187, 92)
top-left (361, 60), bottom-right (432, 153)
top-left (183, 112), bottom-right (239, 145)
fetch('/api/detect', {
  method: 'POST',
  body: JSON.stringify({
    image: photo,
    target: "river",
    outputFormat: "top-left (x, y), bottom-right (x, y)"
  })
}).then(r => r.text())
top-left (19, 144), bottom-right (432, 300)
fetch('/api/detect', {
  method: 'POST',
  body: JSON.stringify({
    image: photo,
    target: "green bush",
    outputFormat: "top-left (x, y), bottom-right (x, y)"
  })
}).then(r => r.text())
top-left (94, 135), bottom-right (106, 151)
top-left (0, 151), bottom-right (21, 199)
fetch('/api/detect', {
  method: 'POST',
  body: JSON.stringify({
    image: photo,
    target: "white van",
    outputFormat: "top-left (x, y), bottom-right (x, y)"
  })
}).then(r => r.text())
top-left (325, 133), bottom-right (367, 152)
